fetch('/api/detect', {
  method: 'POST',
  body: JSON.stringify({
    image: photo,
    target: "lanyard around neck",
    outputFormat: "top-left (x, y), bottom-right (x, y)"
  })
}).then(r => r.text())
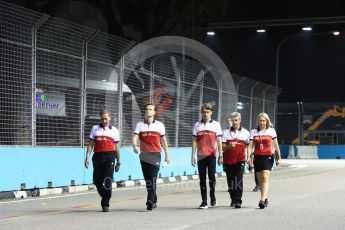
top-left (230, 128), bottom-right (241, 139)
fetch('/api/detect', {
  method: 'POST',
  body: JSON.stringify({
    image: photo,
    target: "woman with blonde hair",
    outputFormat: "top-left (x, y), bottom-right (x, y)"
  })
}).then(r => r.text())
top-left (247, 112), bottom-right (281, 209)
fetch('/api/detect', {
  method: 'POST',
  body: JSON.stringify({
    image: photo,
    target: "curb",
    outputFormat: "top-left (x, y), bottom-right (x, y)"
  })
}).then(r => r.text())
top-left (0, 185), bottom-right (95, 200)
top-left (0, 173), bottom-right (208, 200)
top-left (0, 170), bottom-right (266, 200)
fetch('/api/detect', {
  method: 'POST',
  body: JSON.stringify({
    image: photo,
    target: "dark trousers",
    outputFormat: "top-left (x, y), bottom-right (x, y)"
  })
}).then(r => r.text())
top-left (197, 156), bottom-right (216, 203)
top-left (140, 153), bottom-right (161, 204)
top-left (224, 162), bottom-right (244, 203)
top-left (92, 153), bottom-right (115, 208)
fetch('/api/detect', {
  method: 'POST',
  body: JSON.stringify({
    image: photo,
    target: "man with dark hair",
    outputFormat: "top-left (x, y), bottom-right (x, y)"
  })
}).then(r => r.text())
top-left (132, 103), bottom-right (170, 211)
top-left (85, 109), bottom-right (121, 212)
top-left (191, 103), bottom-right (223, 209)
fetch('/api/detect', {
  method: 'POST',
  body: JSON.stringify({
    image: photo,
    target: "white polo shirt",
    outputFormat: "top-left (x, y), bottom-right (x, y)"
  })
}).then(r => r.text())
top-left (222, 126), bottom-right (250, 164)
top-left (193, 120), bottom-right (222, 157)
top-left (90, 124), bottom-right (120, 153)
top-left (250, 127), bottom-right (277, 156)
top-left (134, 120), bottom-right (165, 153)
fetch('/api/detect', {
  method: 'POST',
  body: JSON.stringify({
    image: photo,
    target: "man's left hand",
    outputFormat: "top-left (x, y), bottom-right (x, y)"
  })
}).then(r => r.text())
top-left (217, 156), bottom-right (223, 165)
top-left (115, 163), bottom-right (120, 172)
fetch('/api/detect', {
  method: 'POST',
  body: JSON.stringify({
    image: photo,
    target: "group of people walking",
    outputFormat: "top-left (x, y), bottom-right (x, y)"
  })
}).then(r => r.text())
top-left (85, 102), bottom-right (281, 212)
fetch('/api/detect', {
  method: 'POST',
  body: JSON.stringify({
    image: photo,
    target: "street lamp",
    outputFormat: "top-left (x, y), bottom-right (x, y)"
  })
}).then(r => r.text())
top-left (275, 31), bottom-right (338, 91)
top-left (297, 101), bottom-right (304, 145)
top-left (274, 31), bottom-right (338, 131)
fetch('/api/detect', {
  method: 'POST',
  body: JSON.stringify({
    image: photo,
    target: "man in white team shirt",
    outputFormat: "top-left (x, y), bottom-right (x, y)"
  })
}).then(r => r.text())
top-left (222, 112), bottom-right (250, 208)
top-left (191, 103), bottom-right (223, 209)
top-left (85, 109), bottom-right (121, 212)
top-left (132, 103), bottom-right (170, 211)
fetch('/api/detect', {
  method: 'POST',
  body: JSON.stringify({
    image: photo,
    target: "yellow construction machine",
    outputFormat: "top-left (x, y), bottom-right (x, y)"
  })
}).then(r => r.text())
top-left (291, 106), bottom-right (345, 145)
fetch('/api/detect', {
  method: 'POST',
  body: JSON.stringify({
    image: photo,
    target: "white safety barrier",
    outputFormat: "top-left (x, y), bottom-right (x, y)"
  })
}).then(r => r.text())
top-left (177, 176), bottom-right (189, 181)
top-left (287, 145), bottom-right (296, 159)
top-left (156, 178), bottom-right (164, 184)
top-left (296, 145), bottom-right (319, 159)
top-left (191, 175), bottom-right (199, 180)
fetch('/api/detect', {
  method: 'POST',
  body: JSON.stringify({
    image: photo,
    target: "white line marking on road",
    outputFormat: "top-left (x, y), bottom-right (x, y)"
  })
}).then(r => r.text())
top-left (0, 191), bottom-right (97, 205)
top-left (328, 186), bottom-right (340, 191)
top-left (296, 194), bottom-right (310, 199)
top-left (290, 164), bottom-right (308, 168)
top-left (170, 225), bottom-right (192, 230)
top-left (241, 209), bottom-right (255, 213)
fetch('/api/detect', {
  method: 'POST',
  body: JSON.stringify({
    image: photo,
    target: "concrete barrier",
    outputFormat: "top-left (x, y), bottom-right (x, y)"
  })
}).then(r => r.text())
top-left (287, 145), bottom-right (296, 159)
top-left (296, 145), bottom-right (319, 159)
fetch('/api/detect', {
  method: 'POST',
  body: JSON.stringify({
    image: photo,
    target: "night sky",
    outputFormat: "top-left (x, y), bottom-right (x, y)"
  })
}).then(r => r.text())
top-left (5, 0), bottom-right (345, 102)
top-left (203, 26), bottom-right (345, 102)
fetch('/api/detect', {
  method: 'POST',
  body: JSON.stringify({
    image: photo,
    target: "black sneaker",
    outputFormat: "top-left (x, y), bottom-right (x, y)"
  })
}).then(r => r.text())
top-left (102, 206), bottom-right (109, 212)
top-left (230, 200), bottom-right (235, 207)
top-left (234, 202), bottom-right (242, 209)
top-left (210, 201), bottom-right (217, 207)
top-left (253, 185), bottom-right (259, 192)
top-left (199, 202), bottom-right (208, 209)
top-left (146, 201), bottom-right (153, 211)
top-left (258, 200), bottom-right (266, 209)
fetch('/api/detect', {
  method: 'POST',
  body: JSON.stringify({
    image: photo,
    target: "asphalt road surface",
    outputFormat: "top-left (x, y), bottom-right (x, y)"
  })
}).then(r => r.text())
top-left (1, 159), bottom-right (345, 230)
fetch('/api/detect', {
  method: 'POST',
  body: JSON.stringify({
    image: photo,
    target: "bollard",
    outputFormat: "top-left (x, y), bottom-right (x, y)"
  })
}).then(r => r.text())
top-left (183, 171), bottom-right (186, 176)
top-left (171, 172), bottom-right (174, 177)
top-left (70, 180), bottom-right (75, 186)
top-left (20, 183), bottom-right (26, 190)
top-left (47, 181), bottom-right (53, 188)
top-left (128, 175), bottom-right (132, 180)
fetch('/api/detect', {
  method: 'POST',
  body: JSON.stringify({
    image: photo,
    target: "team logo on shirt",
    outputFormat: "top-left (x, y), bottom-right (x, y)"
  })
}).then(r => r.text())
top-left (96, 137), bottom-right (111, 141)
top-left (142, 132), bottom-right (158, 137)
top-left (198, 131), bottom-right (213, 136)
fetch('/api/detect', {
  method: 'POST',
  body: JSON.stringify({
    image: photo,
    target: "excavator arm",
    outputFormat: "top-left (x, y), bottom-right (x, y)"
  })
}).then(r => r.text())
top-left (291, 106), bottom-right (345, 145)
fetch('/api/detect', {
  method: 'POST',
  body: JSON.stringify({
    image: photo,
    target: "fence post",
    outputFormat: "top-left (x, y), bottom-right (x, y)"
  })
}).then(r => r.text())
top-left (198, 73), bottom-right (204, 121)
top-left (150, 60), bottom-right (155, 103)
top-left (118, 41), bottom-right (135, 140)
top-left (150, 52), bottom-right (165, 102)
top-left (235, 77), bottom-right (245, 112)
top-left (273, 88), bottom-right (281, 130)
top-left (249, 82), bottom-right (259, 130)
top-left (218, 81), bottom-right (222, 122)
top-left (118, 51), bottom-right (125, 137)
top-left (170, 55), bottom-right (188, 147)
top-left (81, 30), bottom-right (98, 147)
top-left (262, 85), bottom-right (270, 113)
top-left (31, 14), bottom-right (49, 147)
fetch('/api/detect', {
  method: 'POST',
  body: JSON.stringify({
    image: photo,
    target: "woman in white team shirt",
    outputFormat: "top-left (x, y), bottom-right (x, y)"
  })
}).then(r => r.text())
top-left (247, 112), bottom-right (282, 209)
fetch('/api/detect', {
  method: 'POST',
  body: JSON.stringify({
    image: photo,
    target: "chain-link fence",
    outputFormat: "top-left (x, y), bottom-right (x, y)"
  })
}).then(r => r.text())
top-left (0, 1), bottom-right (280, 147)
top-left (231, 73), bottom-right (279, 131)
